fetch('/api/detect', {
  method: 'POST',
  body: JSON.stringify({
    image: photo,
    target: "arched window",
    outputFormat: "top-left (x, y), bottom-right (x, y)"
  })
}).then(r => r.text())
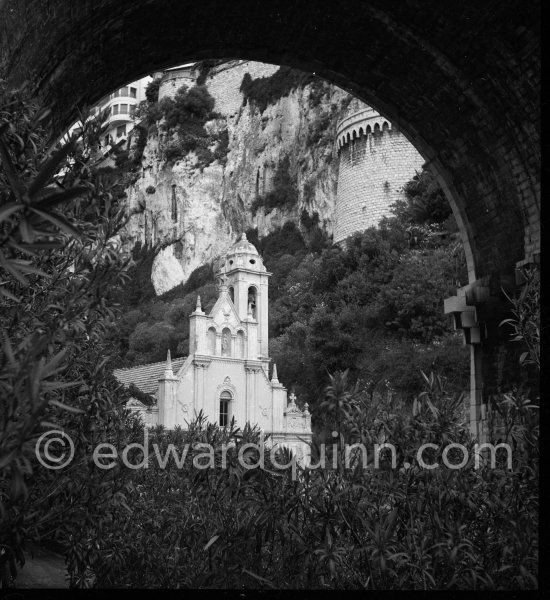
top-left (221, 327), bottom-right (231, 356)
top-left (247, 286), bottom-right (257, 319)
top-left (207, 327), bottom-right (217, 355)
top-left (229, 286), bottom-right (234, 303)
top-left (219, 391), bottom-right (232, 427)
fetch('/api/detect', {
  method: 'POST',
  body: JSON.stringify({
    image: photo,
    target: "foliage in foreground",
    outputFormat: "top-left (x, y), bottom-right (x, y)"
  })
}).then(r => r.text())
top-left (0, 83), bottom-right (135, 583)
top-left (64, 370), bottom-right (538, 589)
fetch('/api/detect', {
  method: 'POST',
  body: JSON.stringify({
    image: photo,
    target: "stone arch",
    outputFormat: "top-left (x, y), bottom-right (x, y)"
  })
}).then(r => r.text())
top-left (247, 285), bottom-right (258, 320)
top-left (218, 389), bottom-right (232, 427)
top-left (221, 327), bottom-right (232, 357)
top-left (0, 0), bottom-right (539, 439)
top-left (216, 379), bottom-right (237, 426)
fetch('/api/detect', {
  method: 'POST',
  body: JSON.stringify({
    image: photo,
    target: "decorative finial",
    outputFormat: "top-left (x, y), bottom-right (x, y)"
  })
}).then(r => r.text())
top-left (164, 349), bottom-right (173, 377)
top-left (195, 295), bottom-right (202, 311)
top-left (304, 402), bottom-right (310, 415)
top-left (288, 392), bottom-right (297, 405)
top-left (271, 363), bottom-right (279, 383)
top-left (241, 232), bottom-right (247, 241)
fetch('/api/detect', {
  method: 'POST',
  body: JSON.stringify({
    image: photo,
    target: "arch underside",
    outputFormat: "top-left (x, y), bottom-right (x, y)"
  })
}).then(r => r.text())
top-left (0, 0), bottom-right (540, 283)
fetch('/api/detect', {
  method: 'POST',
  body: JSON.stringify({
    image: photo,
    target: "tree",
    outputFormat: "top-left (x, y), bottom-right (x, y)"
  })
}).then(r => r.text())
top-left (145, 78), bottom-right (161, 104)
top-left (0, 84), bottom-right (136, 578)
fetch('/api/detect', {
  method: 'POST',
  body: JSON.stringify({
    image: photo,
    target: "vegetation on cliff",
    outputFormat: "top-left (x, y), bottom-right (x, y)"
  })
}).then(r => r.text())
top-left (137, 83), bottom-right (228, 169)
top-left (107, 167), bottom-right (470, 415)
top-left (240, 66), bottom-right (329, 113)
top-left (250, 155), bottom-right (299, 214)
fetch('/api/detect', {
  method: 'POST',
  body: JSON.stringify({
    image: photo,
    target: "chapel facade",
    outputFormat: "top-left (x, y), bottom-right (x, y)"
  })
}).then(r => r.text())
top-left (115, 233), bottom-right (312, 461)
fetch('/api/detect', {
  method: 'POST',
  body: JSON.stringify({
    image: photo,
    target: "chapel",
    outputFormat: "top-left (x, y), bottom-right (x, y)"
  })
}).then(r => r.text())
top-left (114, 233), bottom-right (312, 461)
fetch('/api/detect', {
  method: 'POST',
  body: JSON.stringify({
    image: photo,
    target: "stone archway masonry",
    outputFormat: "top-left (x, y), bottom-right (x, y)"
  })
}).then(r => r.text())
top-left (0, 0), bottom-right (540, 441)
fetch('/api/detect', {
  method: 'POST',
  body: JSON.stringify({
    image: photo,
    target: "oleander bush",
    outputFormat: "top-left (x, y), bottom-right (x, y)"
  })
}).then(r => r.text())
top-left (64, 369), bottom-right (537, 589)
top-left (0, 84), bottom-right (137, 582)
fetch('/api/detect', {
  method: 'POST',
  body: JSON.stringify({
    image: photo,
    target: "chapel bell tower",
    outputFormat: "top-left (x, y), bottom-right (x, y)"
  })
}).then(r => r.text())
top-left (218, 233), bottom-right (271, 359)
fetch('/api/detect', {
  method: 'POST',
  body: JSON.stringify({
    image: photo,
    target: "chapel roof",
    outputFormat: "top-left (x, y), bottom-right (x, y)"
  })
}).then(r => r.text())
top-left (219, 232), bottom-right (267, 274)
top-left (113, 357), bottom-right (187, 395)
top-left (228, 232), bottom-right (259, 255)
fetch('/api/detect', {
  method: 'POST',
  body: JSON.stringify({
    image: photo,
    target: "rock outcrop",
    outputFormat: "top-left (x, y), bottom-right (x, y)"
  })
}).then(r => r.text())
top-left (122, 60), bottom-right (355, 295)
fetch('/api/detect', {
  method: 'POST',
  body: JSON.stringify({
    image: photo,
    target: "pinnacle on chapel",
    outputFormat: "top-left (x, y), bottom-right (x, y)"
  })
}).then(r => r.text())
top-left (164, 349), bottom-right (173, 377)
top-left (271, 363), bottom-right (279, 383)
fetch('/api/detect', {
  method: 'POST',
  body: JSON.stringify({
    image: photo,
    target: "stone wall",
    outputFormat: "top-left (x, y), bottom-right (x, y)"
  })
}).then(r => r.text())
top-left (158, 68), bottom-right (197, 100)
top-left (335, 126), bottom-right (424, 243)
top-left (205, 60), bottom-right (280, 116)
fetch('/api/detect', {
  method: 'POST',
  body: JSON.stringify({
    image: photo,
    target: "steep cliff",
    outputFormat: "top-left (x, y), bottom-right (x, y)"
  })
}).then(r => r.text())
top-left (122, 61), bottom-right (355, 294)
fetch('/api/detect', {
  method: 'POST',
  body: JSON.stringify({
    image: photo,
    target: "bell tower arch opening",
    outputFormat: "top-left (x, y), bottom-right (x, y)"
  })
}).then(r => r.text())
top-left (247, 286), bottom-right (257, 320)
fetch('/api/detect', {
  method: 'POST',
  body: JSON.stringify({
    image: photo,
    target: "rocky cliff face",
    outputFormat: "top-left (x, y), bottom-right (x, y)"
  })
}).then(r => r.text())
top-left (121, 61), bottom-right (356, 295)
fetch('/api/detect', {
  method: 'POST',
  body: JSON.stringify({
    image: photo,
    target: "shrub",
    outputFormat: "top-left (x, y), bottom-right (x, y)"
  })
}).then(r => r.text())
top-left (396, 168), bottom-right (452, 225)
top-left (252, 156), bottom-right (298, 214)
top-left (195, 59), bottom-right (224, 85)
top-left (63, 375), bottom-right (537, 589)
top-left (164, 140), bottom-right (186, 163)
top-left (240, 67), bottom-right (317, 113)
top-left (213, 128), bottom-right (229, 165)
top-left (145, 78), bottom-right (161, 104)
top-left (128, 321), bottom-right (177, 364)
top-left (160, 85), bottom-right (215, 131)
top-left (0, 87), bottom-right (135, 579)
top-left (131, 123), bottom-right (148, 165)
top-left (306, 113), bottom-right (331, 146)
top-left (126, 383), bottom-right (156, 406)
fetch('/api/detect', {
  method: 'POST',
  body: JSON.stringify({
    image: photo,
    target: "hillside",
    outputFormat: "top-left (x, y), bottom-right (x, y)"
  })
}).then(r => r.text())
top-left (119, 60), bottom-right (354, 295)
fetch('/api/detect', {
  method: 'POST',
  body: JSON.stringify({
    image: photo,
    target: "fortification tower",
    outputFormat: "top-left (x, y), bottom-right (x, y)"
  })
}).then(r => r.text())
top-left (334, 100), bottom-right (425, 245)
top-left (158, 64), bottom-right (198, 101)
